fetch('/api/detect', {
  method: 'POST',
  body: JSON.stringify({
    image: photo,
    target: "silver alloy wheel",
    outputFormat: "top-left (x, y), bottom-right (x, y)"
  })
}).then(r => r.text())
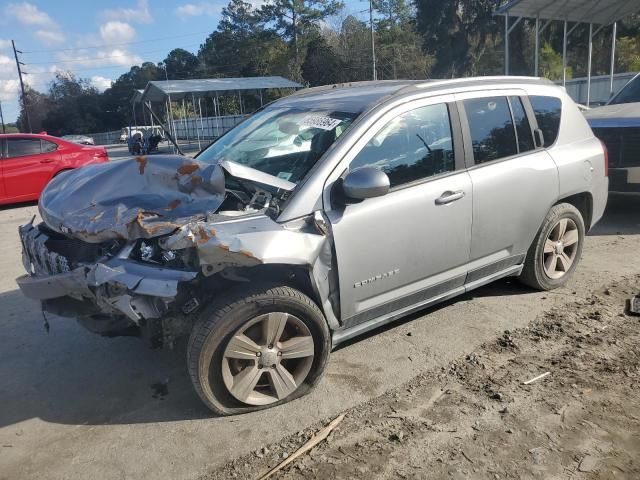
top-left (542, 218), bottom-right (579, 280)
top-left (221, 312), bottom-right (315, 406)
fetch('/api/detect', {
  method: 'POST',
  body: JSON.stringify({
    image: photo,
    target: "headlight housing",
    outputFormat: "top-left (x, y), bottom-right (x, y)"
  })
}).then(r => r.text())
top-left (130, 238), bottom-right (195, 270)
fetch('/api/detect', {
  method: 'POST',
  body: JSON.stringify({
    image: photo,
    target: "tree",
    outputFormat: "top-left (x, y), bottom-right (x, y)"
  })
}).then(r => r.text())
top-left (258, 0), bottom-right (344, 63)
top-left (414, 0), bottom-right (499, 77)
top-left (302, 33), bottom-right (345, 85)
top-left (198, 0), bottom-right (289, 78)
top-left (42, 73), bottom-right (105, 135)
top-left (160, 48), bottom-right (200, 80)
top-left (17, 87), bottom-right (51, 133)
top-left (616, 36), bottom-right (640, 72)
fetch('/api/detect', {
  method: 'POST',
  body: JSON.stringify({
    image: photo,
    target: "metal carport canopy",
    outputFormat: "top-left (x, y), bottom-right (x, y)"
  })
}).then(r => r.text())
top-left (495, 0), bottom-right (640, 25)
top-left (141, 76), bottom-right (303, 103)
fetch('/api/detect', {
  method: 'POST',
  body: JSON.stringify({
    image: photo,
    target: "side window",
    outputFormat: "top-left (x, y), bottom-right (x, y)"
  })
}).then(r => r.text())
top-left (7, 138), bottom-right (42, 158)
top-left (41, 140), bottom-right (58, 153)
top-left (350, 103), bottom-right (455, 188)
top-left (463, 96), bottom-right (517, 164)
top-left (529, 95), bottom-right (562, 147)
top-left (509, 96), bottom-right (534, 153)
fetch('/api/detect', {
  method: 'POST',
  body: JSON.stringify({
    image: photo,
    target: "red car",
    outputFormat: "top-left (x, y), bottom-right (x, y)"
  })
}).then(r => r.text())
top-left (0, 133), bottom-right (109, 205)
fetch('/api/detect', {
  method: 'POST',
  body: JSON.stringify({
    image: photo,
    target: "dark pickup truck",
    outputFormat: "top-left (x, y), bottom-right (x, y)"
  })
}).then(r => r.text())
top-left (585, 73), bottom-right (640, 195)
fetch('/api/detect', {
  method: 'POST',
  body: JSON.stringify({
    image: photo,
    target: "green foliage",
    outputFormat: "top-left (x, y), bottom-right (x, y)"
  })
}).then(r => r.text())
top-left (616, 36), bottom-right (640, 72)
top-left (539, 43), bottom-right (572, 81)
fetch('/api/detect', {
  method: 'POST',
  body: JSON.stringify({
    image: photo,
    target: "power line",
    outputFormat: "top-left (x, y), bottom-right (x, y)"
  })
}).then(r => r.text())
top-left (21, 31), bottom-right (212, 54)
top-left (25, 43), bottom-right (201, 66)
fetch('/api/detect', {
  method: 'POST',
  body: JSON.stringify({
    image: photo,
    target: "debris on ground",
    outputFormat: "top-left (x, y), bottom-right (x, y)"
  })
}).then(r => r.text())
top-left (205, 274), bottom-right (640, 480)
top-left (628, 295), bottom-right (640, 315)
top-left (258, 414), bottom-right (345, 480)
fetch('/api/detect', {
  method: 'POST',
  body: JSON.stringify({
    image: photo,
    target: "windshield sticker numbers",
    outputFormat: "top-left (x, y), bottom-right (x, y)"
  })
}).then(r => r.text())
top-left (301, 115), bottom-right (343, 131)
top-left (277, 172), bottom-right (293, 181)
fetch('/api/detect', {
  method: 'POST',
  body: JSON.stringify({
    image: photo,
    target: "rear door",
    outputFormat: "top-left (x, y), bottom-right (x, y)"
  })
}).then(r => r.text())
top-left (4, 137), bottom-right (60, 200)
top-left (457, 92), bottom-right (559, 283)
top-left (324, 97), bottom-right (473, 326)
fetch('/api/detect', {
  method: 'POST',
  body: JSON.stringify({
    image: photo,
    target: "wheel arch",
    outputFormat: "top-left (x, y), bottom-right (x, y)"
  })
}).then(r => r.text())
top-left (203, 263), bottom-right (339, 330)
top-left (556, 192), bottom-right (593, 231)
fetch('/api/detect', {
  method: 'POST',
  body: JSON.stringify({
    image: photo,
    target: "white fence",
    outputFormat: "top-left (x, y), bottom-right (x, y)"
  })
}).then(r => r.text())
top-left (558, 72), bottom-right (637, 105)
top-left (170, 114), bottom-right (247, 141)
top-left (88, 115), bottom-right (248, 146)
top-left (91, 130), bottom-right (122, 145)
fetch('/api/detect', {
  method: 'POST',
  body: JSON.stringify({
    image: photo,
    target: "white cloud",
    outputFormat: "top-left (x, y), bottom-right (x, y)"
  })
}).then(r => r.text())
top-left (5, 2), bottom-right (55, 27)
top-left (90, 76), bottom-right (113, 91)
top-left (176, 2), bottom-right (222, 17)
top-left (56, 48), bottom-right (142, 68)
top-left (101, 0), bottom-right (153, 24)
top-left (0, 39), bottom-right (11, 50)
top-left (0, 55), bottom-right (20, 104)
top-left (99, 21), bottom-right (136, 45)
top-left (35, 30), bottom-right (65, 44)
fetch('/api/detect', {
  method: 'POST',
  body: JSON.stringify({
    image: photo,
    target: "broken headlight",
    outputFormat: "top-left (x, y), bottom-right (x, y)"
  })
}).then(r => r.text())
top-left (130, 239), bottom-right (195, 270)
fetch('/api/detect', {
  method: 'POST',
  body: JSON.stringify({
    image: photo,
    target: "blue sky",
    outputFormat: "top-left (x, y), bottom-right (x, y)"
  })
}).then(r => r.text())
top-left (0, 0), bottom-right (366, 123)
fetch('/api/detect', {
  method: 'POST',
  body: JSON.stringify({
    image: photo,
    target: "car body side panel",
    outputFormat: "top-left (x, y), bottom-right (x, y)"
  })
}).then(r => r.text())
top-left (327, 171), bottom-right (473, 324)
top-left (465, 149), bottom-right (559, 265)
top-left (547, 136), bottom-right (608, 228)
top-left (3, 148), bottom-right (60, 200)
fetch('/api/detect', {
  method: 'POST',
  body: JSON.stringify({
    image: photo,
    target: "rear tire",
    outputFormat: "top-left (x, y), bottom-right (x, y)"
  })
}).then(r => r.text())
top-left (187, 284), bottom-right (331, 415)
top-left (519, 202), bottom-right (585, 291)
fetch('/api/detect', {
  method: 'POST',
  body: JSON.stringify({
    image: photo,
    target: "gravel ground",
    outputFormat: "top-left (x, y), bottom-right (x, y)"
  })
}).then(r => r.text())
top-left (211, 275), bottom-right (640, 480)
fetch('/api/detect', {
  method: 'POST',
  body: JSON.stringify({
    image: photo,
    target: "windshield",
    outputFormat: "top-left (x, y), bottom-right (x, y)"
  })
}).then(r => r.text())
top-left (609, 75), bottom-right (640, 105)
top-left (196, 107), bottom-right (358, 184)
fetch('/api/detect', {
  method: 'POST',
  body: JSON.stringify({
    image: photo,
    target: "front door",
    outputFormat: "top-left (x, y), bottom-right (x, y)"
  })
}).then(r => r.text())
top-left (325, 99), bottom-right (473, 327)
top-left (4, 137), bottom-right (59, 200)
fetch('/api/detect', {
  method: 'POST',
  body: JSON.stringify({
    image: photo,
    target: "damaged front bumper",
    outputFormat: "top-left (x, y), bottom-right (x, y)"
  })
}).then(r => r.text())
top-left (16, 222), bottom-right (197, 325)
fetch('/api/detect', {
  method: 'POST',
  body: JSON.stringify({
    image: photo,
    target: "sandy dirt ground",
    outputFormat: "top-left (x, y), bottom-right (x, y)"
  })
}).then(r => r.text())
top-left (210, 275), bottom-right (640, 480)
top-left (0, 197), bottom-right (638, 479)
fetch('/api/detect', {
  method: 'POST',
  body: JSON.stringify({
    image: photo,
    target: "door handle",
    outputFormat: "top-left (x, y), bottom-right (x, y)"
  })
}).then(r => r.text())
top-left (435, 190), bottom-right (465, 205)
top-left (40, 159), bottom-right (54, 164)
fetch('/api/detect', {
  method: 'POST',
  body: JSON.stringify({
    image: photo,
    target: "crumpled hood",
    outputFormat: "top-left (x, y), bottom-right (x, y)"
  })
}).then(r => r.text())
top-left (39, 155), bottom-right (226, 243)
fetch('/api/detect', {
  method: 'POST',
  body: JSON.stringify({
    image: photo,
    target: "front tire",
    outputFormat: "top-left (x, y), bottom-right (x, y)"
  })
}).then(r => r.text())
top-left (519, 202), bottom-right (585, 290)
top-left (187, 284), bottom-right (331, 415)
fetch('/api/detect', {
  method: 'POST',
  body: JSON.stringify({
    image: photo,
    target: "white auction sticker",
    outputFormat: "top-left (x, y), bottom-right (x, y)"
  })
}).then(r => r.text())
top-left (301, 115), bottom-right (342, 131)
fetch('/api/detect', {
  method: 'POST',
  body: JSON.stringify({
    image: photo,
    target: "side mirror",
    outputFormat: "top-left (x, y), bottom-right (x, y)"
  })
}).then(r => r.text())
top-left (342, 166), bottom-right (390, 201)
top-left (533, 128), bottom-right (545, 148)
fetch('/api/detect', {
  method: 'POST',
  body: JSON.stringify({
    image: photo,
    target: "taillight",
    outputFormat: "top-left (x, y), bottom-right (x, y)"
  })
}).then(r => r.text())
top-left (94, 149), bottom-right (109, 161)
top-left (600, 140), bottom-right (608, 177)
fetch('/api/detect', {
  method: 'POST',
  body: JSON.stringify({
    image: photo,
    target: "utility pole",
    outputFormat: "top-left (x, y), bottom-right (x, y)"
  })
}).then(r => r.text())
top-left (369, 0), bottom-right (377, 81)
top-left (0, 99), bottom-right (5, 133)
top-left (12, 40), bottom-right (31, 133)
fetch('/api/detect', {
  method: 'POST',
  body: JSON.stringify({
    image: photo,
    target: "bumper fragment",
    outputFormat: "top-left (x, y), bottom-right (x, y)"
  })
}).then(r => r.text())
top-left (17, 223), bottom-right (198, 322)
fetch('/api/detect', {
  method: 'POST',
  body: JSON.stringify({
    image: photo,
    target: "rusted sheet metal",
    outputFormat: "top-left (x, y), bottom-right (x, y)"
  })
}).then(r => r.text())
top-left (161, 215), bottom-right (326, 275)
top-left (39, 155), bottom-right (225, 243)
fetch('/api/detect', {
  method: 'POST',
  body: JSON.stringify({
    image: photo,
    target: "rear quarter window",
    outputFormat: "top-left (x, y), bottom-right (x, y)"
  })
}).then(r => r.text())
top-left (529, 95), bottom-right (562, 147)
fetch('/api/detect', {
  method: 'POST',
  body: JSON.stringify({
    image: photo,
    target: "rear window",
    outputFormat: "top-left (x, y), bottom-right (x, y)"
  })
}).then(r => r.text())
top-left (42, 140), bottom-right (58, 153)
top-left (6, 138), bottom-right (42, 158)
top-left (529, 95), bottom-right (562, 147)
top-left (463, 96), bottom-right (518, 164)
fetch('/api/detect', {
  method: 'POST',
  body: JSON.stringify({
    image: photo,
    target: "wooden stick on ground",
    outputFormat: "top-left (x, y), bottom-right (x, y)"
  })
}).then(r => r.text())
top-left (523, 371), bottom-right (551, 385)
top-left (258, 413), bottom-right (346, 480)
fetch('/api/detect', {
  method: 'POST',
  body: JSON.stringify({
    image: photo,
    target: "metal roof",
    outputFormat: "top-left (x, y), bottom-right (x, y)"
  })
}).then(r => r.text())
top-left (496, 0), bottom-right (640, 25)
top-left (141, 76), bottom-right (303, 103)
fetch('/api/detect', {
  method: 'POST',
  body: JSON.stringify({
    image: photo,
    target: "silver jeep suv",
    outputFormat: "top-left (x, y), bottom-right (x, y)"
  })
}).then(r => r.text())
top-left (17, 77), bottom-right (608, 414)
